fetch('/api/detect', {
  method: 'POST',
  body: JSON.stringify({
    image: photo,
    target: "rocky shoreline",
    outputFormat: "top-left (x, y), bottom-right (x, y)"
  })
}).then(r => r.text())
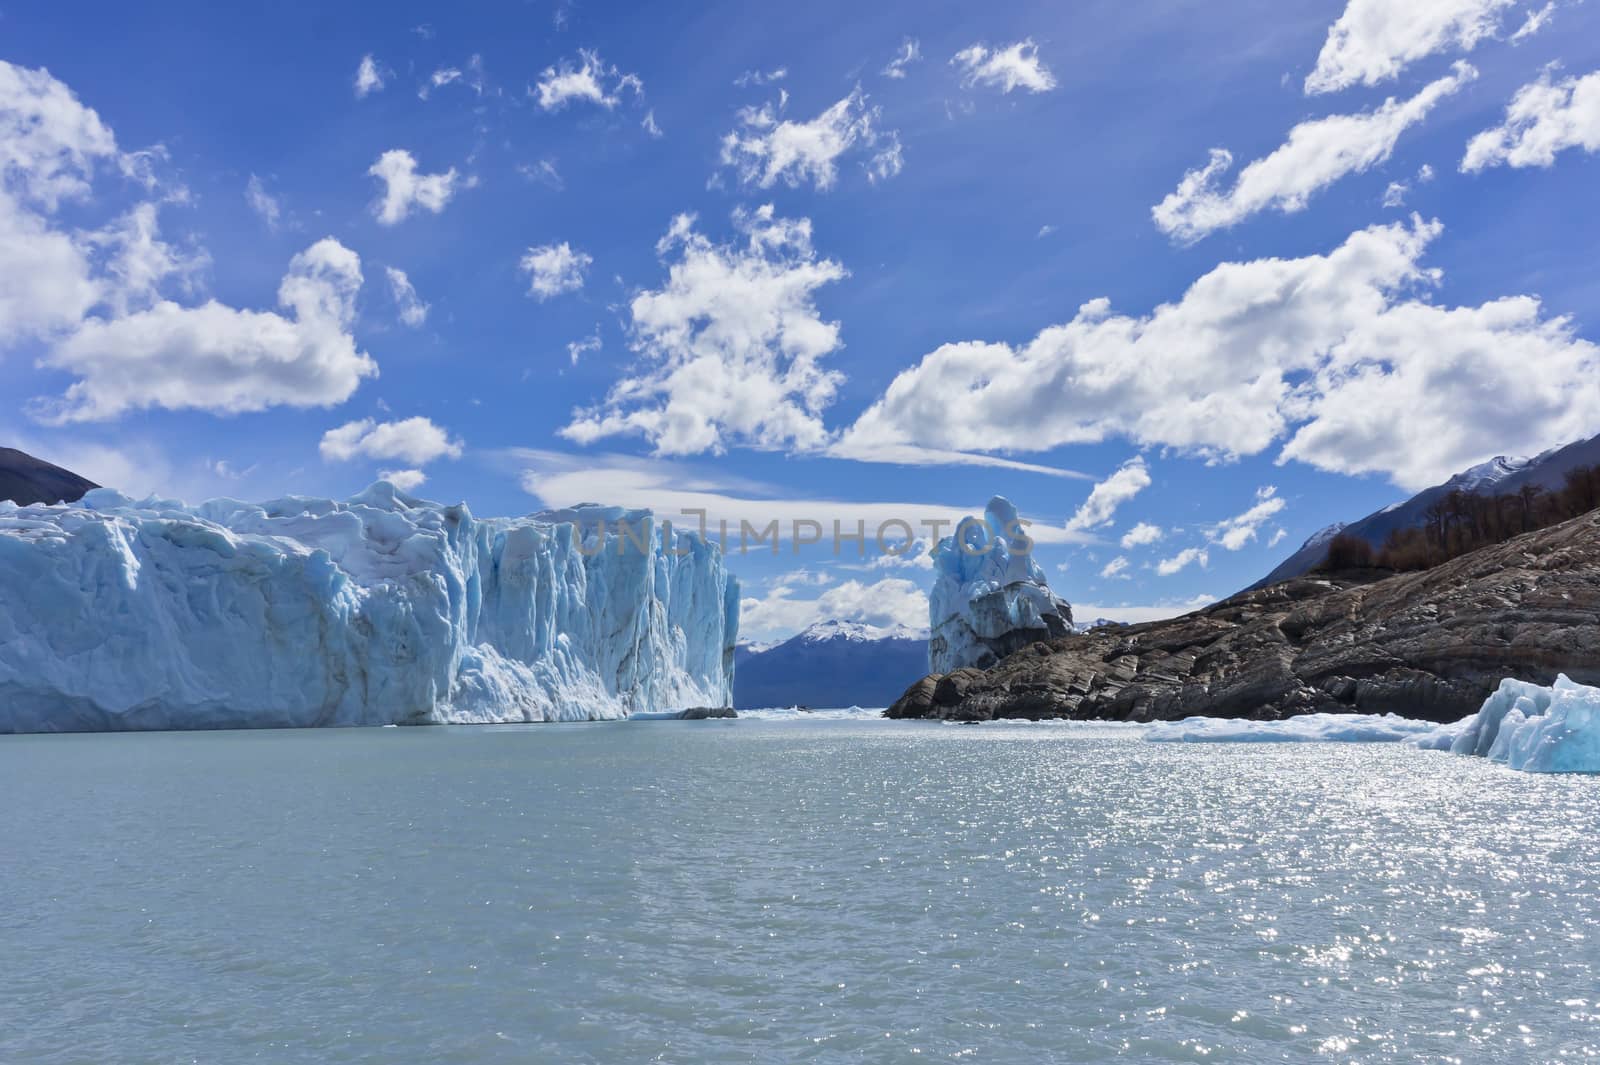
top-left (888, 510), bottom-right (1600, 724)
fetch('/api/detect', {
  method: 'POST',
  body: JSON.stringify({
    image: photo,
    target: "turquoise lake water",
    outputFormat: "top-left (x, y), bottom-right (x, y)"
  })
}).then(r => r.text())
top-left (3, 718), bottom-right (1597, 1063)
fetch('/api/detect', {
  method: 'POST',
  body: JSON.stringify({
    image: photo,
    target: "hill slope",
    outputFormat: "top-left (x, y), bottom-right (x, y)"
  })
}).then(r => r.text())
top-left (890, 508), bottom-right (1600, 724)
top-left (1253, 432), bottom-right (1600, 589)
top-left (0, 448), bottom-right (97, 507)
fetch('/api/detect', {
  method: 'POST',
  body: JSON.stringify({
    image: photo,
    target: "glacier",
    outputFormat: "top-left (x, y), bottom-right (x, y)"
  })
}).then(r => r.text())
top-left (0, 483), bottom-right (739, 732)
top-left (1408, 675), bottom-right (1600, 774)
top-left (928, 496), bottom-right (1072, 674)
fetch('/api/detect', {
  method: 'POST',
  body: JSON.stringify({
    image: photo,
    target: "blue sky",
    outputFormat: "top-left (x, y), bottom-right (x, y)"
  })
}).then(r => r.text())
top-left (4, 0), bottom-right (1600, 639)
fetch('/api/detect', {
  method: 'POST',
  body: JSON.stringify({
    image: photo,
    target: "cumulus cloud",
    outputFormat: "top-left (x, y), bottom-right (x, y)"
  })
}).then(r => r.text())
top-left (1099, 556), bottom-right (1130, 579)
top-left (354, 54), bottom-right (386, 98)
top-left (718, 87), bottom-right (902, 190)
top-left (34, 238), bottom-right (372, 423)
top-left (561, 205), bottom-right (848, 456)
top-left (520, 242), bottom-right (592, 300)
top-left (1462, 65), bottom-right (1600, 171)
top-left (1157, 546), bottom-right (1209, 577)
top-left (1155, 63), bottom-right (1476, 242)
top-left (741, 576), bottom-right (927, 639)
top-left (533, 49), bottom-right (643, 111)
top-left (320, 416), bottom-right (462, 465)
top-left (378, 468), bottom-right (427, 492)
top-left (1120, 522), bottom-right (1163, 549)
top-left (840, 217), bottom-right (1600, 491)
top-left (368, 149), bottom-right (462, 225)
top-left (882, 39), bottom-right (922, 79)
top-left (0, 61), bottom-right (377, 424)
top-left (1065, 457), bottom-right (1151, 534)
top-left (1211, 486), bottom-right (1287, 551)
top-left (952, 39), bottom-right (1057, 94)
top-left (1305, 0), bottom-right (1513, 94)
top-left (567, 331), bottom-right (602, 366)
top-left (385, 266), bottom-right (427, 327)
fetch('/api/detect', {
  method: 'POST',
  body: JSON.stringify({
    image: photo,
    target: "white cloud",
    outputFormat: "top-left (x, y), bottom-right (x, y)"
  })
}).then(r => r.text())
top-left (1305, 0), bottom-right (1513, 94)
top-left (320, 416), bottom-right (462, 465)
top-left (641, 109), bottom-right (663, 138)
top-left (518, 159), bottom-right (564, 190)
top-left (1100, 556), bottom-right (1130, 579)
top-left (1157, 546), bottom-right (1209, 577)
top-left (520, 241), bottom-right (592, 300)
top-left (741, 576), bottom-right (927, 640)
top-left (1120, 522), bottom-right (1163, 549)
top-left (1072, 595), bottom-right (1217, 626)
top-left (718, 87), bottom-right (902, 190)
top-left (1511, 2), bottom-right (1555, 41)
top-left (1462, 66), bottom-right (1600, 171)
top-left (385, 266), bottom-right (428, 327)
top-left (1036, 224), bottom-right (1056, 238)
top-left (378, 468), bottom-right (427, 492)
top-left (842, 216), bottom-right (1600, 491)
top-left (567, 331), bottom-right (602, 366)
top-left (354, 55), bottom-right (386, 98)
top-left (952, 39), bottom-right (1057, 94)
top-left (368, 149), bottom-right (462, 225)
top-left (1065, 457), bottom-right (1151, 534)
top-left (34, 238), bottom-right (373, 423)
top-left (1210, 486), bottom-right (1287, 551)
top-left (533, 49), bottom-right (643, 111)
top-left (420, 67), bottom-right (461, 100)
top-left (1154, 63), bottom-right (1476, 242)
top-left (1382, 180), bottom-right (1410, 207)
top-left (0, 62), bottom-right (377, 425)
top-left (561, 205), bottom-right (847, 456)
top-left (882, 39), bottom-right (922, 79)
top-left (245, 174), bottom-right (281, 229)
top-left (734, 68), bottom-right (788, 88)
top-left (508, 448), bottom-right (1094, 548)
top-left (1418, 163), bottom-right (1436, 182)
top-left (1268, 528), bottom-right (1288, 548)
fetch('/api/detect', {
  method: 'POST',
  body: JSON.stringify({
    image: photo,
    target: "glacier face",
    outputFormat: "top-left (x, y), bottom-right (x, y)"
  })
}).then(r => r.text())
top-left (0, 483), bottom-right (738, 732)
top-left (928, 496), bottom-right (1072, 674)
top-left (1409, 675), bottom-right (1600, 773)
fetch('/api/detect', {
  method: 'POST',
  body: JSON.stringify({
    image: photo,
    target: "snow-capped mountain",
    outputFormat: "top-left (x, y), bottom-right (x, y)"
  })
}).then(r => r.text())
top-left (735, 619), bottom-right (930, 710)
top-left (1252, 431), bottom-right (1600, 589)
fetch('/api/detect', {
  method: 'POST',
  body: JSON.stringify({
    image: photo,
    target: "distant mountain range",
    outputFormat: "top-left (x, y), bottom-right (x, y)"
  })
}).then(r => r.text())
top-left (1252, 431), bottom-right (1600, 590)
top-left (734, 619), bottom-right (929, 710)
top-left (0, 448), bottom-right (97, 507)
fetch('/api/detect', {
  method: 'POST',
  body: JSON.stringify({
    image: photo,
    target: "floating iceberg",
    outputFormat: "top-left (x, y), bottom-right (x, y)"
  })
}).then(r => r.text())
top-left (0, 483), bottom-right (738, 732)
top-left (928, 496), bottom-right (1072, 673)
top-left (1145, 712), bottom-right (1442, 744)
top-left (1408, 675), bottom-right (1600, 773)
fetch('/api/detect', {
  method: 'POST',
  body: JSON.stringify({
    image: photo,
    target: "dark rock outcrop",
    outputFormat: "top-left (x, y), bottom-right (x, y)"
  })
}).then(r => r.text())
top-left (0, 448), bottom-right (97, 507)
top-left (888, 510), bottom-right (1600, 724)
top-left (675, 706), bottom-right (738, 719)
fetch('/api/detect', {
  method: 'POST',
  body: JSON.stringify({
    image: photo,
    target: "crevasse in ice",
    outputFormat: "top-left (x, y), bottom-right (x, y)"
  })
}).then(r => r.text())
top-left (0, 483), bottom-right (738, 732)
top-left (928, 496), bottom-right (1072, 673)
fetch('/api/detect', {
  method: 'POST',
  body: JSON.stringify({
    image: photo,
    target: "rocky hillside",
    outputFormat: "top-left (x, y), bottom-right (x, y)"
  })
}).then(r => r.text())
top-left (0, 448), bottom-right (97, 507)
top-left (889, 508), bottom-right (1600, 724)
top-left (1253, 430), bottom-right (1600, 589)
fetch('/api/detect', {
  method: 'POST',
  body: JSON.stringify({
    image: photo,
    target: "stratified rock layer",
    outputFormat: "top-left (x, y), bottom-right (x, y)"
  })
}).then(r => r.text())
top-left (889, 510), bottom-right (1600, 723)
